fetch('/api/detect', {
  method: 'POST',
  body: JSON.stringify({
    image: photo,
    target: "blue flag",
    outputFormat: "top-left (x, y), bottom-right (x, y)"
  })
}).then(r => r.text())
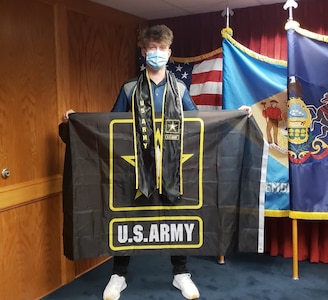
top-left (222, 28), bottom-right (290, 214)
top-left (286, 21), bottom-right (328, 217)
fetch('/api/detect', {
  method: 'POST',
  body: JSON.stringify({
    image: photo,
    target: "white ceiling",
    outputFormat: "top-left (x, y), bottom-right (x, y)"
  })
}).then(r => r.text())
top-left (90, 0), bottom-right (289, 20)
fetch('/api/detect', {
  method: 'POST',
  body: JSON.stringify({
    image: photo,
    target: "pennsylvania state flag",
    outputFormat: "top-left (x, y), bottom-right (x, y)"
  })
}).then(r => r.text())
top-left (286, 21), bottom-right (328, 218)
top-left (60, 111), bottom-right (265, 260)
top-left (222, 28), bottom-right (290, 214)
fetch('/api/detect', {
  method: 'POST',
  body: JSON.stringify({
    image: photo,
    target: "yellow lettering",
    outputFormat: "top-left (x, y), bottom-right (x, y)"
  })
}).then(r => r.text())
top-left (140, 100), bottom-right (145, 106)
top-left (143, 143), bottom-right (148, 149)
top-left (141, 119), bottom-right (146, 125)
top-left (143, 135), bottom-right (148, 141)
top-left (142, 127), bottom-right (147, 133)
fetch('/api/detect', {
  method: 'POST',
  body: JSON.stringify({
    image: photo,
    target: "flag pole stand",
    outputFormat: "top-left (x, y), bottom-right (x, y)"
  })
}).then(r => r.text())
top-left (292, 218), bottom-right (299, 280)
top-left (217, 255), bottom-right (225, 264)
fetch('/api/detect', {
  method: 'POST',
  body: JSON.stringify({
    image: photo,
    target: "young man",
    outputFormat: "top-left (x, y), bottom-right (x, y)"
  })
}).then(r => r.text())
top-left (62, 24), bottom-right (252, 300)
top-left (103, 24), bottom-right (200, 300)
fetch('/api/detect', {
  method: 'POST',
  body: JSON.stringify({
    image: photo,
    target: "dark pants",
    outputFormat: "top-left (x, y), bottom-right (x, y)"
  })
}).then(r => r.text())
top-left (112, 255), bottom-right (189, 276)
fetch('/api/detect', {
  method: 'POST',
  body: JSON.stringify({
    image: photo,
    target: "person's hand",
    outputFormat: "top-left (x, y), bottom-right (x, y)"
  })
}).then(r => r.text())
top-left (62, 109), bottom-right (75, 123)
top-left (238, 105), bottom-right (253, 118)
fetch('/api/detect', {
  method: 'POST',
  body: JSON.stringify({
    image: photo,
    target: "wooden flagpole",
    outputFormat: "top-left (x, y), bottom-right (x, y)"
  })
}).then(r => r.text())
top-left (218, 6), bottom-right (234, 265)
top-left (284, 0), bottom-right (299, 280)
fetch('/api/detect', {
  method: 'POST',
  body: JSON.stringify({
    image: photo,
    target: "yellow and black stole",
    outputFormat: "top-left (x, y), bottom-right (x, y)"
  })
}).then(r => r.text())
top-left (132, 70), bottom-right (183, 203)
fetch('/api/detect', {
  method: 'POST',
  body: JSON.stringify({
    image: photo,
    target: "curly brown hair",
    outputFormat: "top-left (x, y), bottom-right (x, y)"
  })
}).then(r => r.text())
top-left (138, 24), bottom-right (173, 48)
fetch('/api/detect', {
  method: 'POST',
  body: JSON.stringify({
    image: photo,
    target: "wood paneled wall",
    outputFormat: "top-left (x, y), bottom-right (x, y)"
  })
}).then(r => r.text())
top-left (0, 0), bottom-right (146, 299)
top-left (0, 0), bottom-right (58, 186)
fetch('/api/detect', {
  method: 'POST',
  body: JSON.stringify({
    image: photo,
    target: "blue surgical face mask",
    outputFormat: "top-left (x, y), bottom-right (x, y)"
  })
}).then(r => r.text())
top-left (146, 50), bottom-right (169, 70)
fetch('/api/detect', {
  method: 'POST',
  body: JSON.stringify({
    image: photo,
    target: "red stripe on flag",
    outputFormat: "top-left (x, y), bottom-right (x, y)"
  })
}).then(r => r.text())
top-left (192, 94), bottom-right (222, 107)
top-left (191, 70), bottom-right (222, 85)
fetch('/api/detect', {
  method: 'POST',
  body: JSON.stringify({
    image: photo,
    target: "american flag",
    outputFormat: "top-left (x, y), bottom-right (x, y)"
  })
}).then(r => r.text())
top-left (139, 49), bottom-right (223, 110)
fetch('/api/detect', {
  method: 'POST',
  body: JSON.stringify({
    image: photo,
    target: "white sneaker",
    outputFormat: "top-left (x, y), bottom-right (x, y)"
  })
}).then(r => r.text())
top-left (103, 274), bottom-right (127, 300)
top-left (173, 273), bottom-right (200, 299)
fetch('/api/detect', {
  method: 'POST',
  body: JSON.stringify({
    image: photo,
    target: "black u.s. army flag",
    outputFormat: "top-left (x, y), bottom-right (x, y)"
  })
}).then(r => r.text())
top-left (60, 111), bottom-right (266, 260)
